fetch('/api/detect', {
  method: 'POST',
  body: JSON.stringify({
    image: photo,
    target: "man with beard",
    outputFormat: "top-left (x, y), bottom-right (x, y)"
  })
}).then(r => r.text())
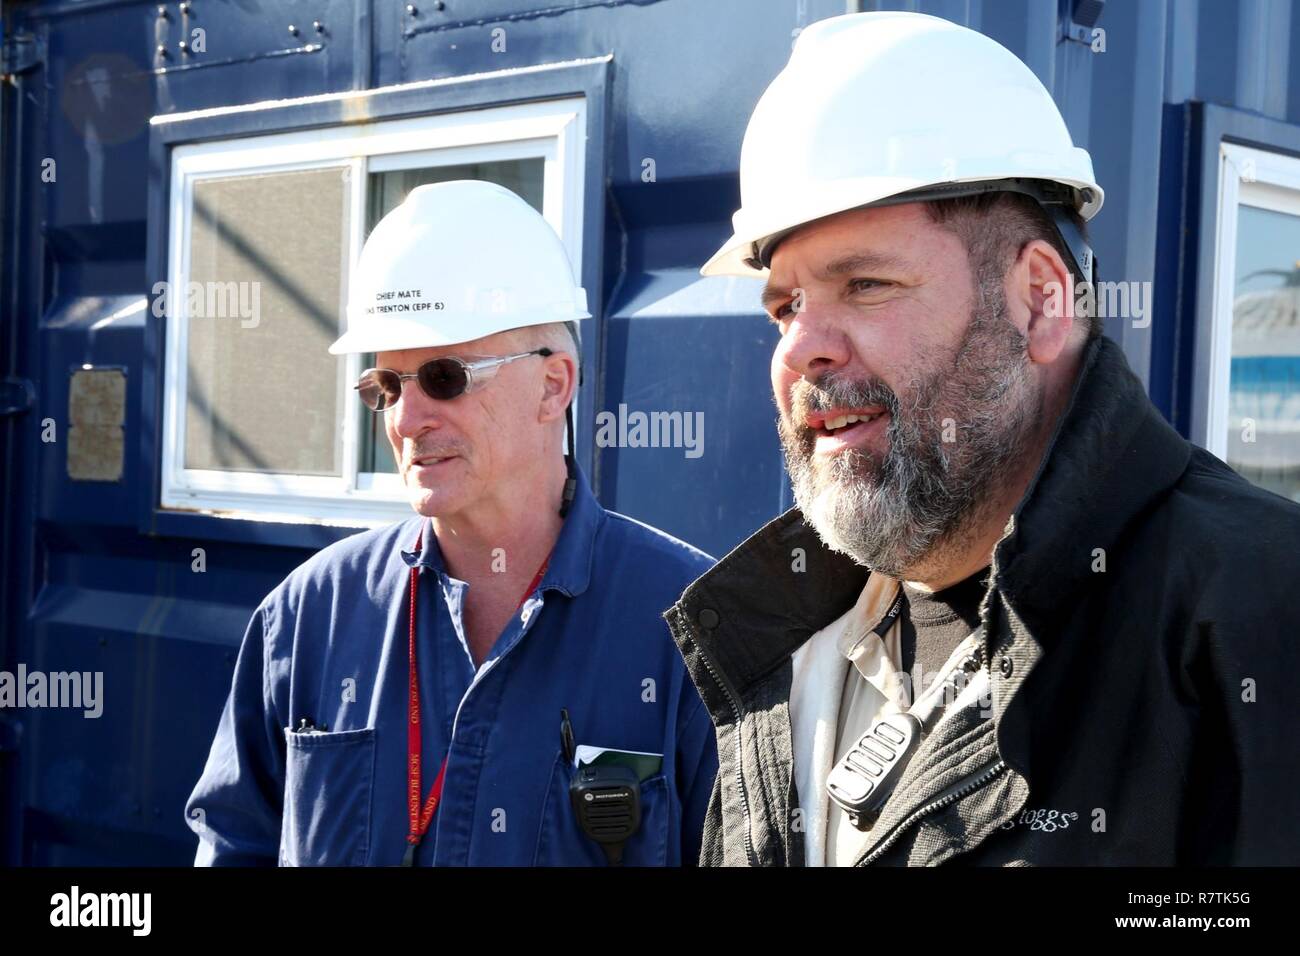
top-left (666, 11), bottom-right (1300, 865)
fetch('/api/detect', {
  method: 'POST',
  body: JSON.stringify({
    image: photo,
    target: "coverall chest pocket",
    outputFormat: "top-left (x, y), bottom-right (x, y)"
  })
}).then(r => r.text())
top-left (532, 750), bottom-right (672, 866)
top-left (281, 726), bottom-right (376, 866)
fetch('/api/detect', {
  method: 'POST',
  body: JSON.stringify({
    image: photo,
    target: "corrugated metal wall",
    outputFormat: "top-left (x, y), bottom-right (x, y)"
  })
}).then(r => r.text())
top-left (2, 0), bottom-right (1298, 864)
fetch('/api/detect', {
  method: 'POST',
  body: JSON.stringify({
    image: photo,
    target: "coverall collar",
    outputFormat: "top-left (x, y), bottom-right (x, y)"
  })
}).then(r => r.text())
top-left (398, 465), bottom-right (601, 599)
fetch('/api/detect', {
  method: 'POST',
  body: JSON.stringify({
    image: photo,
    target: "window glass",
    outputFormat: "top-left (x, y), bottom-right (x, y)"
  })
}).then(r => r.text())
top-left (184, 167), bottom-right (350, 475)
top-left (1225, 204), bottom-right (1300, 502)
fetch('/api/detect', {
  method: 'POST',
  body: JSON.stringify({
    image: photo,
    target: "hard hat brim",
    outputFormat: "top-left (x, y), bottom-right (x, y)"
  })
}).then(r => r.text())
top-left (328, 309), bottom-right (591, 355)
top-left (700, 174), bottom-right (1104, 279)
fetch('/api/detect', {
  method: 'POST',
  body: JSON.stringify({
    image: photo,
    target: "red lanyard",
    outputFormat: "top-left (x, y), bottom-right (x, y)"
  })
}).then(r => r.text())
top-left (405, 529), bottom-right (549, 861)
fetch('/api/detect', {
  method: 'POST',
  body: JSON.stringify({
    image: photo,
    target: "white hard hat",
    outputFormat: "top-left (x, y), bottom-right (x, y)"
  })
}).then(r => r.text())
top-left (701, 11), bottom-right (1105, 278)
top-left (329, 180), bottom-right (590, 354)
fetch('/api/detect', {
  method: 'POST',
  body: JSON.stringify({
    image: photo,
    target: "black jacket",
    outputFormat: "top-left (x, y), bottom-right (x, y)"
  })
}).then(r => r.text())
top-left (665, 334), bottom-right (1300, 866)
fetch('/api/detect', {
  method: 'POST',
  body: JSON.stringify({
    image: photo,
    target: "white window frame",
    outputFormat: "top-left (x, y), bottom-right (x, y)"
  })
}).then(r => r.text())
top-left (160, 97), bottom-right (587, 525)
top-left (1203, 143), bottom-right (1300, 460)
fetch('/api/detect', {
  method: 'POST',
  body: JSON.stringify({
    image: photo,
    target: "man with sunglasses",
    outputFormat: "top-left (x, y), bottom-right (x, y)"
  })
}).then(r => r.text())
top-left (186, 180), bottom-right (718, 866)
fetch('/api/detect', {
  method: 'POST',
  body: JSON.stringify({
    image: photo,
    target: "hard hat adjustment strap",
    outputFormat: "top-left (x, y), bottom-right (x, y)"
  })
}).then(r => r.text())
top-left (866, 177), bottom-right (1089, 211)
top-left (560, 400), bottom-right (577, 518)
top-left (1045, 204), bottom-right (1095, 289)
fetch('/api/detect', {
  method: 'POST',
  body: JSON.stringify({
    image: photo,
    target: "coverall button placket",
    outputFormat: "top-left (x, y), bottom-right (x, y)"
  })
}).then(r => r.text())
top-left (431, 586), bottom-right (550, 865)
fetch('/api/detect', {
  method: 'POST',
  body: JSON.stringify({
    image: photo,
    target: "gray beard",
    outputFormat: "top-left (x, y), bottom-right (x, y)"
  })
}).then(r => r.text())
top-left (779, 285), bottom-right (1042, 578)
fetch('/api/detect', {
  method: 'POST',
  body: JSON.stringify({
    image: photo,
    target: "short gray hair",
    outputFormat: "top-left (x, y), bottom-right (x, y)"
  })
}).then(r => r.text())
top-left (925, 192), bottom-right (1100, 340)
top-left (508, 321), bottom-right (578, 358)
top-left (507, 322), bottom-right (581, 409)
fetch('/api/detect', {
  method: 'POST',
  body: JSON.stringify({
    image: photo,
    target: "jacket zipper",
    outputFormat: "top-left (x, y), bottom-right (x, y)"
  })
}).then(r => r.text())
top-left (855, 599), bottom-right (1017, 866)
top-left (856, 759), bottom-right (1006, 866)
top-left (695, 640), bottom-right (758, 867)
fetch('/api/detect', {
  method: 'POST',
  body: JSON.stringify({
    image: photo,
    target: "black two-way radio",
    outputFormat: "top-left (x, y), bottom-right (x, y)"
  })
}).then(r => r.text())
top-left (826, 591), bottom-right (986, 832)
top-left (569, 763), bottom-right (642, 865)
top-left (826, 711), bottom-right (923, 830)
top-left (561, 708), bottom-right (642, 864)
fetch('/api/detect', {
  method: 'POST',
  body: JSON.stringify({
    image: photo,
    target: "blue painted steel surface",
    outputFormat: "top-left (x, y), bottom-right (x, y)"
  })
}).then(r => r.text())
top-left (2, 0), bottom-right (1299, 864)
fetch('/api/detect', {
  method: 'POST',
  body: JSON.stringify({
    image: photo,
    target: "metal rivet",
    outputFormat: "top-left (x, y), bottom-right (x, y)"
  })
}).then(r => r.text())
top-left (313, 19), bottom-right (324, 33)
top-left (156, 44), bottom-right (168, 57)
top-left (406, 3), bottom-right (418, 14)
top-left (179, 0), bottom-right (190, 12)
top-left (433, 0), bottom-right (445, 9)
top-left (178, 39), bottom-right (189, 53)
top-left (288, 23), bottom-right (299, 36)
top-left (999, 656), bottom-right (1014, 677)
top-left (156, 5), bottom-right (168, 18)
top-left (698, 608), bottom-right (720, 630)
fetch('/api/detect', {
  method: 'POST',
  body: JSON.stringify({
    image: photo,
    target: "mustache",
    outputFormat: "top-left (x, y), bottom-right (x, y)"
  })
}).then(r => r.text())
top-left (787, 373), bottom-right (900, 429)
top-left (406, 437), bottom-right (470, 464)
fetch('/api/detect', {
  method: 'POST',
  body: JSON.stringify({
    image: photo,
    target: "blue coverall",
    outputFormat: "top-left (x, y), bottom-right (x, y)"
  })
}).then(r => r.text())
top-left (185, 469), bottom-right (718, 865)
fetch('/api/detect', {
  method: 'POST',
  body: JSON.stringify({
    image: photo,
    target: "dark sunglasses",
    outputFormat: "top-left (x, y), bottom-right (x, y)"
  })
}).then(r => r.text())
top-left (355, 348), bottom-right (553, 411)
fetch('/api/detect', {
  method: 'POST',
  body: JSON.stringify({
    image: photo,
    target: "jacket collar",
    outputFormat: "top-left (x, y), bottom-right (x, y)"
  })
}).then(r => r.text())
top-left (399, 465), bottom-right (602, 599)
top-left (671, 334), bottom-right (1191, 698)
top-left (993, 334), bottom-right (1190, 630)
